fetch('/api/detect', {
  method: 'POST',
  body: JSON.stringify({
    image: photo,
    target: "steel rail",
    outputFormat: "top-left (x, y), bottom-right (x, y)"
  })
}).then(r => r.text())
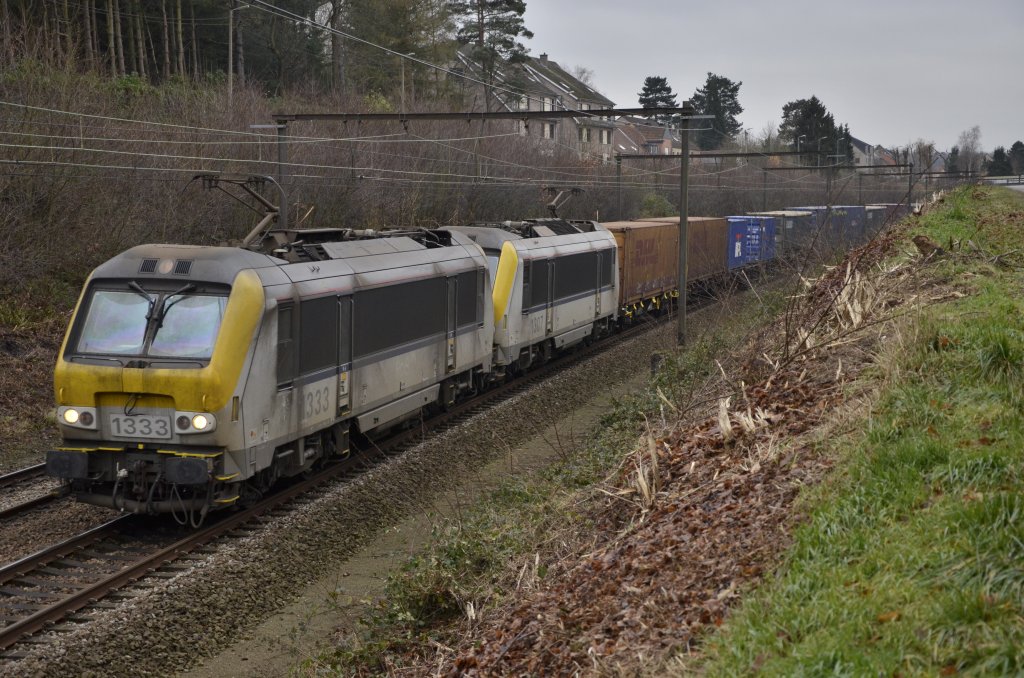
top-left (0, 488), bottom-right (70, 522)
top-left (0, 459), bottom-right (352, 652)
top-left (0, 464), bottom-right (46, 489)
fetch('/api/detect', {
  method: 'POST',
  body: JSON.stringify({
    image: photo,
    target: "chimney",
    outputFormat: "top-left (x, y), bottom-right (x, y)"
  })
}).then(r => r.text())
top-left (540, 53), bottom-right (548, 62)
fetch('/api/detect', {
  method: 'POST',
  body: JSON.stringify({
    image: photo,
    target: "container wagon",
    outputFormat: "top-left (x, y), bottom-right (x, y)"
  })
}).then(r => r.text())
top-left (635, 216), bottom-right (730, 282)
top-left (747, 210), bottom-right (814, 258)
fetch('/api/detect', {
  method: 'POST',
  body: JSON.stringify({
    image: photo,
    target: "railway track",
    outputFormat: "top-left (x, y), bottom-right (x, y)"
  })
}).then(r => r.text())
top-left (0, 464), bottom-right (68, 522)
top-left (0, 314), bottom-right (665, 657)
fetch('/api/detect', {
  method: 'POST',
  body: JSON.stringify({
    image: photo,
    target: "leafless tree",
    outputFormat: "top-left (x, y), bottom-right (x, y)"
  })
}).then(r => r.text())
top-left (957, 125), bottom-right (983, 175)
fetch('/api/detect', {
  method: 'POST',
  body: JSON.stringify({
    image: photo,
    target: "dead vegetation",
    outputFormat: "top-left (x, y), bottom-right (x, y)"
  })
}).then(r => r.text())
top-left (421, 213), bottom-right (965, 676)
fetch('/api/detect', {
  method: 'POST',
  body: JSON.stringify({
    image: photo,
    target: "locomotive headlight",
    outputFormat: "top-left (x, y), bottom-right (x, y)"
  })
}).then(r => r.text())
top-left (174, 411), bottom-right (217, 434)
top-left (58, 406), bottom-right (97, 430)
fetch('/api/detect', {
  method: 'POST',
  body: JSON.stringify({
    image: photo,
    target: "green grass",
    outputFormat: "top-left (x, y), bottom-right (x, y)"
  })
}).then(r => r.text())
top-left (696, 187), bottom-right (1024, 676)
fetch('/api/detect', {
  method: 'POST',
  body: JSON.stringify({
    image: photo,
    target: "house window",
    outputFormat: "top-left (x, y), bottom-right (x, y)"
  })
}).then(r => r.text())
top-left (579, 127), bottom-right (592, 143)
top-left (580, 102), bottom-right (591, 111)
top-left (541, 96), bottom-right (553, 112)
top-left (517, 95), bottom-right (528, 110)
top-left (542, 122), bottom-right (556, 139)
top-left (600, 129), bottom-right (611, 145)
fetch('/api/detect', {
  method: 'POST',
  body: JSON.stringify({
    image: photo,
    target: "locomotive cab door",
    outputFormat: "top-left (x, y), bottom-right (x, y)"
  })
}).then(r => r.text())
top-left (337, 296), bottom-right (352, 415)
top-left (445, 278), bottom-right (457, 373)
top-left (594, 250), bottom-right (604, 317)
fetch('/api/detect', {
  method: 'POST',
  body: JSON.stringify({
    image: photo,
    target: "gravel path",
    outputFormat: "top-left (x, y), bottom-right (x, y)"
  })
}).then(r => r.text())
top-left (4, 306), bottom-right (738, 677)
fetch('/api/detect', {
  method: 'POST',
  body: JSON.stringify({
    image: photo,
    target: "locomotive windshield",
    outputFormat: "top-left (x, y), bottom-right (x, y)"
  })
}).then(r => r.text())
top-left (75, 287), bottom-right (227, 360)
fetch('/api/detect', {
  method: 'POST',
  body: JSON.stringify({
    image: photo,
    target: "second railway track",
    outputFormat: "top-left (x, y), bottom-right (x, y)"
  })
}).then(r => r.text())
top-left (0, 464), bottom-right (68, 522)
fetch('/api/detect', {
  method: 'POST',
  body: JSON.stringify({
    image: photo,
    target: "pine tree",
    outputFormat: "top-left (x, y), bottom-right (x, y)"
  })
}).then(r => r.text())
top-left (690, 72), bottom-right (743, 150)
top-left (778, 96), bottom-right (842, 165)
top-left (637, 76), bottom-right (677, 126)
top-left (450, 0), bottom-right (532, 110)
top-left (1009, 141), bottom-right (1024, 175)
top-left (986, 147), bottom-right (1013, 176)
top-left (946, 146), bottom-right (960, 175)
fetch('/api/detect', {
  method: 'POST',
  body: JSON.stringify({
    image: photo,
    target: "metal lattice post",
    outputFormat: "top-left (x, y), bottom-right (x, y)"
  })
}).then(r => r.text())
top-left (677, 102), bottom-right (694, 346)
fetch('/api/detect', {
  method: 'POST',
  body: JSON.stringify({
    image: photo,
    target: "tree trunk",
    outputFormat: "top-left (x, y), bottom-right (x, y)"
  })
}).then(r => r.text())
top-left (145, 18), bottom-right (159, 81)
top-left (83, 0), bottom-right (95, 69)
top-left (175, 0), bottom-right (185, 77)
top-left (42, 1), bottom-right (52, 65)
top-left (105, 0), bottom-right (117, 76)
top-left (135, 0), bottom-right (146, 79)
top-left (236, 14), bottom-right (245, 84)
top-left (160, 0), bottom-right (170, 79)
top-left (189, 0), bottom-right (198, 79)
top-left (113, 0), bottom-right (126, 76)
top-left (269, 17), bottom-right (282, 94)
top-left (61, 0), bottom-right (71, 63)
top-left (125, 0), bottom-right (137, 75)
top-left (476, 3), bottom-right (483, 46)
top-left (91, 0), bottom-right (101, 64)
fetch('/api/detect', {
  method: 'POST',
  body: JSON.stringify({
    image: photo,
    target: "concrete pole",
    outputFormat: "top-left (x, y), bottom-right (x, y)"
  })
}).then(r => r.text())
top-left (616, 154), bottom-right (622, 219)
top-left (677, 102), bottom-right (694, 346)
top-left (762, 169), bottom-right (767, 210)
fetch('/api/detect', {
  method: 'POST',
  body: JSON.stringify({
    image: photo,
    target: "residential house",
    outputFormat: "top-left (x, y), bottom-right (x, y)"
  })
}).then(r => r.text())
top-left (454, 47), bottom-right (617, 161)
top-left (612, 117), bottom-right (680, 156)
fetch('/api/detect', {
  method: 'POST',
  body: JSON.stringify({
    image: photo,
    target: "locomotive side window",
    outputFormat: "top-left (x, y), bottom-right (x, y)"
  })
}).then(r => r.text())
top-left (456, 269), bottom-right (484, 327)
top-left (276, 304), bottom-right (295, 388)
top-left (300, 296), bottom-right (339, 375)
top-left (354, 278), bottom-right (446, 358)
top-left (338, 296), bottom-right (352, 367)
top-left (525, 259), bottom-right (549, 313)
top-left (600, 249), bottom-right (615, 287)
top-left (554, 252), bottom-right (598, 301)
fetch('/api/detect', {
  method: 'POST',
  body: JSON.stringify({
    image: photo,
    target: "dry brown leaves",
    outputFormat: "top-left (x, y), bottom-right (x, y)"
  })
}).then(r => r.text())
top-left (446, 361), bottom-right (841, 676)
top-left (431, 228), bottom-right (910, 677)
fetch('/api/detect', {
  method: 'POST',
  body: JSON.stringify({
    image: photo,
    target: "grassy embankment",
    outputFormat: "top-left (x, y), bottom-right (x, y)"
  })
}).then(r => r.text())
top-left (697, 186), bottom-right (1024, 675)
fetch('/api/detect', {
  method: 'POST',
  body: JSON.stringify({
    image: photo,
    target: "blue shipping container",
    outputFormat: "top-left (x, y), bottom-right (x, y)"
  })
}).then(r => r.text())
top-left (729, 216), bottom-right (777, 263)
top-left (834, 205), bottom-right (866, 243)
top-left (726, 218), bottom-right (748, 269)
top-left (748, 211), bottom-right (813, 255)
top-left (756, 216), bottom-right (777, 261)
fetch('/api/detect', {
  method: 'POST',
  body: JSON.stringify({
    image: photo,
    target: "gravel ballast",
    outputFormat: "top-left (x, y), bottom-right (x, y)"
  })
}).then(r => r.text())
top-left (2, 302), bottom-right (763, 677)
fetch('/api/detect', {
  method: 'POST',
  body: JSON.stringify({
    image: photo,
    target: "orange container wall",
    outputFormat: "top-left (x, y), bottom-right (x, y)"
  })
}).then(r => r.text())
top-left (603, 221), bottom-right (679, 308)
top-left (636, 217), bottom-right (730, 282)
top-left (687, 217), bottom-right (729, 281)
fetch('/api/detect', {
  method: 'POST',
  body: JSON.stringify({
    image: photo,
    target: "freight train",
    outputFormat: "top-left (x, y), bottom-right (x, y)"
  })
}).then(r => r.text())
top-left (45, 202), bottom-right (904, 523)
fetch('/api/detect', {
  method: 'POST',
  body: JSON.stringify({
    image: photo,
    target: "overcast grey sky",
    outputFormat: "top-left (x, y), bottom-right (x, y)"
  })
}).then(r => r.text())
top-left (524, 0), bottom-right (1022, 152)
